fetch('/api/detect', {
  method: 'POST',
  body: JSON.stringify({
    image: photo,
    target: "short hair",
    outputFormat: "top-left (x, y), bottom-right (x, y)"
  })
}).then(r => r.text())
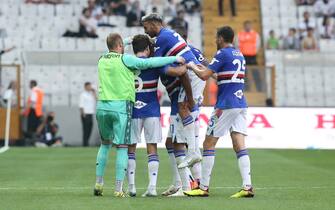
top-left (30, 80), bottom-right (37, 87)
top-left (84, 82), bottom-right (91, 87)
top-left (217, 26), bottom-right (234, 43)
top-left (289, 27), bottom-right (296, 33)
top-left (132, 34), bottom-right (152, 54)
top-left (106, 33), bottom-right (123, 50)
top-left (141, 13), bottom-right (163, 24)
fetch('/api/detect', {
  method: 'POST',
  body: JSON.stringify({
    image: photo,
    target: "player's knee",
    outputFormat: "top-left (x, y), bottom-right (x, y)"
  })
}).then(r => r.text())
top-left (128, 144), bottom-right (136, 153)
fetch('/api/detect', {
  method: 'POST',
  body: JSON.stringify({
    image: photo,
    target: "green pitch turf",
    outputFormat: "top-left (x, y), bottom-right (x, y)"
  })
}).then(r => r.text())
top-left (1, 148), bottom-right (335, 210)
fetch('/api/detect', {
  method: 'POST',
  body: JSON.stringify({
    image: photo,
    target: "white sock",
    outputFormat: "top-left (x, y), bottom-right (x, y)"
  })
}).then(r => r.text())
top-left (127, 153), bottom-right (136, 187)
top-left (167, 147), bottom-right (182, 187)
top-left (191, 162), bottom-right (201, 182)
top-left (181, 115), bottom-right (196, 156)
top-left (236, 149), bottom-right (252, 188)
top-left (148, 154), bottom-right (159, 189)
top-left (175, 150), bottom-right (192, 191)
top-left (191, 126), bottom-right (202, 181)
top-left (200, 149), bottom-right (215, 191)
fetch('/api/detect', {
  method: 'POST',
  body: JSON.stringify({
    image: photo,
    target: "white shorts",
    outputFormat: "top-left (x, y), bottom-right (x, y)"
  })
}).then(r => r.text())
top-left (206, 108), bottom-right (247, 138)
top-left (131, 117), bottom-right (162, 144)
top-left (178, 70), bottom-right (206, 104)
top-left (173, 110), bottom-right (200, 144)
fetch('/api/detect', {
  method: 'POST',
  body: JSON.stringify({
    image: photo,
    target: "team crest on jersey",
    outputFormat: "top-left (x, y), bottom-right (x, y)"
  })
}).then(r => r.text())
top-left (234, 90), bottom-right (244, 99)
top-left (134, 100), bottom-right (147, 109)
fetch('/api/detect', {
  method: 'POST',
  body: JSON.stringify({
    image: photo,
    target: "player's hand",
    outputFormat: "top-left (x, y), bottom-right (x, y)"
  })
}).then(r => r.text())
top-left (176, 56), bottom-right (185, 64)
top-left (186, 62), bottom-right (198, 71)
top-left (179, 65), bottom-right (188, 75)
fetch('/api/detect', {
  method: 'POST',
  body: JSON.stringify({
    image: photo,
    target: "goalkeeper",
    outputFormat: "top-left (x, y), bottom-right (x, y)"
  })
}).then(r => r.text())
top-left (94, 33), bottom-right (185, 197)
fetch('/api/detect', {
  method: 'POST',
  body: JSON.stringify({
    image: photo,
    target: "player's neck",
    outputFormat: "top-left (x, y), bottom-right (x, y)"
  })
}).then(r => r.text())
top-left (223, 43), bottom-right (234, 48)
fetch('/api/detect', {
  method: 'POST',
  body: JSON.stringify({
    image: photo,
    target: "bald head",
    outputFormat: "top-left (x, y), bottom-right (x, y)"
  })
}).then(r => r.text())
top-left (106, 33), bottom-right (124, 53)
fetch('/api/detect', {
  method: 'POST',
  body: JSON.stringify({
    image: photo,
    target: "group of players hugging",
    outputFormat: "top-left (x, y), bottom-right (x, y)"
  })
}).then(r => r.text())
top-left (93, 13), bottom-right (254, 198)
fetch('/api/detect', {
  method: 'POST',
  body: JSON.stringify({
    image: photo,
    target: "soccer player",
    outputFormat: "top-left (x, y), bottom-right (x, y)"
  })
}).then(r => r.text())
top-left (127, 34), bottom-right (187, 197)
top-left (142, 13), bottom-right (205, 169)
top-left (94, 33), bottom-right (185, 197)
top-left (184, 26), bottom-right (254, 198)
top-left (162, 27), bottom-right (208, 196)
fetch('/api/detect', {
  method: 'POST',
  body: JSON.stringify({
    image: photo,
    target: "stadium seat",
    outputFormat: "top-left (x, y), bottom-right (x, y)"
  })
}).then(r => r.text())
top-left (59, 38), bottom-right (76, 51)
top-left (77, 38), bottom-right (95, 51)
top-left (55, 4), bottom-right (74, 17)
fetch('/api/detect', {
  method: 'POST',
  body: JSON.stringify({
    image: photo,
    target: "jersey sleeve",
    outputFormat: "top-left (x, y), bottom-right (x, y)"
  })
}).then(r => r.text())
top-left (208, 51), bottom-right (224, 73)
top-left (122, 54), bottom-right (177, 71)
top-left (154, 35), bottom-right (168, 57)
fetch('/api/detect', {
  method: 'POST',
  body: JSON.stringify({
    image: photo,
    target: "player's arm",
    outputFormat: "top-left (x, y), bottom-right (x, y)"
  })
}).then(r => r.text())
top-left (188, 52), bottom-right (222, 81)
top-left (122, 54), bottom-right (185, 71)
top-left (187, 63), bottom-right (213, 81)
top-left (162, 64), bottom-right (188, 77)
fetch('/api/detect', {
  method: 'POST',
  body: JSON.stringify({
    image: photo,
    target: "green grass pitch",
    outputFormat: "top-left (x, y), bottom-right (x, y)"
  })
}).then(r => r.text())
top-left (1, 148), bottom-right (335, 210)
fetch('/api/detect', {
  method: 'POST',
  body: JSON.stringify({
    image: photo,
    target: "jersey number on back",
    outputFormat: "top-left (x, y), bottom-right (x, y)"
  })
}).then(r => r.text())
top-left (232, 59), bottom-right (246, 82)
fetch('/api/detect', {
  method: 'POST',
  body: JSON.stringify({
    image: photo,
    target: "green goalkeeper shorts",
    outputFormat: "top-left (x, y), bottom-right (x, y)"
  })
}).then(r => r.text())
top-left (96, 108), bottom-right (133, 145)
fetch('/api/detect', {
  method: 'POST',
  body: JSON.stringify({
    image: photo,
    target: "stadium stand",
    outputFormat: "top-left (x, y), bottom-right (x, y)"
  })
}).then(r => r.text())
top-left (0, 0), bottom-right (202, 108)
top-left (261, 0), bottom-right (335, 107)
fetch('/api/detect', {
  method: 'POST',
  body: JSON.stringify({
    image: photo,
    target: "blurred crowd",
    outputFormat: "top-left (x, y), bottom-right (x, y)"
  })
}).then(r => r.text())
top-left (267, 0), bottom-right (335, 51)
top-left (24, 0), bottom-right (201, 38)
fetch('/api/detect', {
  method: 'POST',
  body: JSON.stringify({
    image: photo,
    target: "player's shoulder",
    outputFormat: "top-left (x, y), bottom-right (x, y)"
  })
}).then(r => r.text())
top-left (189, 44), bottom-right (202, 54)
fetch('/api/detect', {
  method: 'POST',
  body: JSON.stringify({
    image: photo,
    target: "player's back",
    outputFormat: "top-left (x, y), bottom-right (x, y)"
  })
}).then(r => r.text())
top-left (155, 28), bottom-right (197, 64)
top-left (133, 65), bottom-right (160, 119)
top-left (210, 47), bottom-right (247, 109)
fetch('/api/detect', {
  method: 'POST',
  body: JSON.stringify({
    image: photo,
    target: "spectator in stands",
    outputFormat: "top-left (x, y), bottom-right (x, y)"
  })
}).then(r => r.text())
top-left (180, 0), bottom-right (201, 14)
top-left (299, 11), bottom-right (316, 38)
top-left (218, 0), bottom-right (237, 16)
top-left (79, 82), bottom-right (96, 147)
top-left (2, 81), bottom-right (17, 107)
top-left (152, 6), bottom-right (158, 13)
top-left (88, 0), bottom-right (103, 20)
top-left (314, 0), bottom-right (334, 17)
top-left (266, 30), bottom-right (280, 50)
top-left (163, 0), bottom-right (177, 17)
top-left (126, 0), bottom-right (145, 27)
top-left (237, 20), bottom-right (261, 65)
top-left (320, 15), bottom-right (335, 38)
top-left (23, 80), bottom-right (44, 139)
top-left (35, 112), bottom-right (63, 147)
top-left (109, 0), bottom-right (128, 16)
top-left (296, 0), bottom-right (315, 5)
top-left (283, 28), bottom-right (301, 50)
top-left (25, 0), bottom-right (64, 4)
top-left (168, 9), bottom-right (188, 32)
top-left (302, 27), bottom-right (318, 50)
top-left (79, 8), bottom-right (98, 38)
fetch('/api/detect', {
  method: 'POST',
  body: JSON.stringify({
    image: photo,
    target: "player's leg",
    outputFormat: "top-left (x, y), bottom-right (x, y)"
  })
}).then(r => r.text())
top-left (142, 143), bottom-right (159, 197)
top-left (162, 136), bottom-right (182, 196)
top-left (177, 101), bottom-right (200, 168)
top-left (127, 144), bottom-right (137, 197)
top-left (230, 109), bottom-right (254, 198)
top-left (190, 112), bottom-right (202, 184)
top-left (184, 109), bottom-right (238, 197)
top-left (142, 117), bottom-right (161, 197)
top-left (113, 107), bottom-right (133, 197)
top-left (94, 110), bottom-right (113, 196)
top-left (127, 118), bottom-right (142, 197)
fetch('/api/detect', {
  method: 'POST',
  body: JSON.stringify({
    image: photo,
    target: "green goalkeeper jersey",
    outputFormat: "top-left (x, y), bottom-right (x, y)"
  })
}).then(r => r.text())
top-left (97, 52), bottom-right (177, 112)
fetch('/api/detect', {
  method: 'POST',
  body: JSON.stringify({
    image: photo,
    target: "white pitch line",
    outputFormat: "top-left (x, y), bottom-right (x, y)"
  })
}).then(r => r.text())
top-left (0, 186), bottom-right (334, 191)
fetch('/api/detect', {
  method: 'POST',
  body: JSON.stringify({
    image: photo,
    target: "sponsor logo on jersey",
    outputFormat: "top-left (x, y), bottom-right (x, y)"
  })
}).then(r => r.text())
top-left (234, 90), bottom-right (244, 99)
top-left (134, 100), bottom-right (147, 109)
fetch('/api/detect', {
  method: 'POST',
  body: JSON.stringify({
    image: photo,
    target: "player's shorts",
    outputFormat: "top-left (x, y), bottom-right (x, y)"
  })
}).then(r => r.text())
top-left (131, 117), bottom-right (162, 144)
top-left (96, 109), bottom-right (133, 145)
top-left (172, 110), bottom-right (200, 144)
top-left (178, 70), bottom-right (206, 104)
top-left (206, 108), bottom-right (247, 138)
